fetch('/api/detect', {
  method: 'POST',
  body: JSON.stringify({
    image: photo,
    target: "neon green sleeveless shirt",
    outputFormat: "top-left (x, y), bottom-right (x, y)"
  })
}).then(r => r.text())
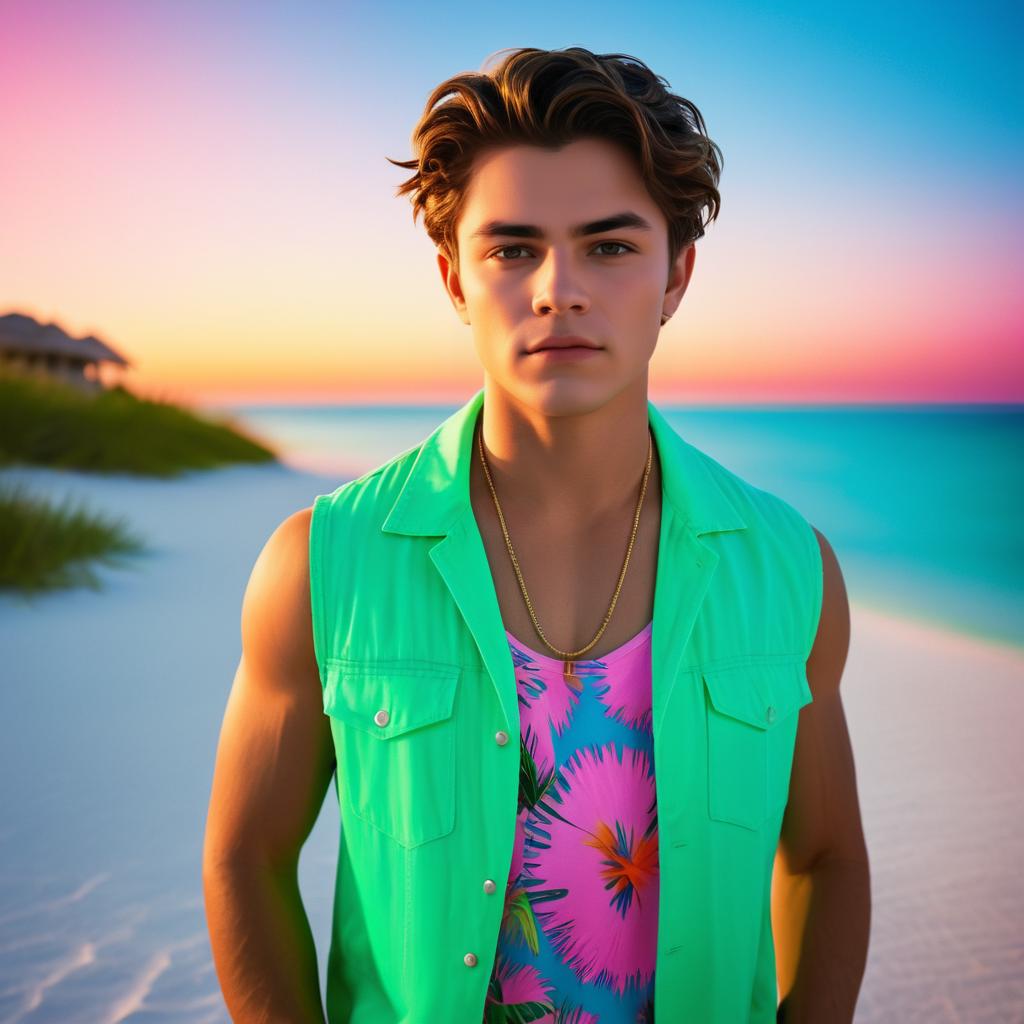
top-left (308, 387), bottom-right (823, 1023)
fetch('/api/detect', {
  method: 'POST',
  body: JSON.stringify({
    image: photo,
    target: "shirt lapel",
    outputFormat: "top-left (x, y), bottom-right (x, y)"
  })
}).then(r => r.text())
top-left (381, 387), bottom-right (748, 737)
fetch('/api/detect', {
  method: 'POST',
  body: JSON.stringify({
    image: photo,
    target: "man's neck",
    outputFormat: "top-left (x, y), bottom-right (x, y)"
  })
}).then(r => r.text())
top-left (473, 380), bottom-right (658, 530)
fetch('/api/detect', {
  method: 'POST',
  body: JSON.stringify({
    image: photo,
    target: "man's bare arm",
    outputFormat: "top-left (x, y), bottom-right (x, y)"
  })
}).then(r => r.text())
top-left (772, 526), bottom-right (871, 1023)
top-left (202, 506), bottom-right (336, 1024)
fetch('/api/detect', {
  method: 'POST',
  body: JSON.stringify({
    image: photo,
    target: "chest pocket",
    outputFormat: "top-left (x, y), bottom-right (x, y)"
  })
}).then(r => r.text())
top-left (322, 659), bottom-right (461, 848)
top-left (702, 657), bottom-right (812, 831)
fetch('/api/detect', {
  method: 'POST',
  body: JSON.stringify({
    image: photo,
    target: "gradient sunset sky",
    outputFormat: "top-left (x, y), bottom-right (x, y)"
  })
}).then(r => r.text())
top-left (1, 0), bottom-right (1021, 407)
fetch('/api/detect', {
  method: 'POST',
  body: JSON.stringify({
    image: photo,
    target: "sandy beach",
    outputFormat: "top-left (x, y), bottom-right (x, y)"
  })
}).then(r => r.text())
top-left (1, 460), bottom-right (1021, 1023)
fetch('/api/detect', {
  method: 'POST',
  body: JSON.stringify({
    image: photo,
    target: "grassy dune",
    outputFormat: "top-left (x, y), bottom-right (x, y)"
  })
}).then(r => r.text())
top-left (0, 368), bottom-right (281, 595)
top-left (0, 368), bottom-right (277, 475)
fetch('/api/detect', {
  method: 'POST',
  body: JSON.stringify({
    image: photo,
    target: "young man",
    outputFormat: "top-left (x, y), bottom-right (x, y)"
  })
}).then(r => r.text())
top-left (203, 46), bottom-right (870, 1023)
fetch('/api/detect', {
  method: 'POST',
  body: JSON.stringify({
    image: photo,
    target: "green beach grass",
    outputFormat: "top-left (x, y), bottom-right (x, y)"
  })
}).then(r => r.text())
top-left (0, 367), bottom-right (280, 595)
top-left (0, 367), bottom-right (277, 475)
top-left (0, 478), bottom-right (147, 596)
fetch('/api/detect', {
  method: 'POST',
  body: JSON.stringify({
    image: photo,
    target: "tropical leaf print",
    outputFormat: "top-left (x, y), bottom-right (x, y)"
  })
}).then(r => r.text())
top-left (520, 735), bottom-right (557, 813)
top-left (590, 661), bottom-right (654, 733)
top-left (510, 637), bottom-right (583, 778)
top-left (492, 625), bottom-right (657, 1020)
top-left (483, 1002), bottom-right (557, 1024)
top-left (529, 744), bottom-right (659, 993)
top-left (551, 1002), bottom-right (600, 1023)
top-left (500, 886), bottom-right (542, 954)
top-left (483, 955), bottom-right (555, 1023)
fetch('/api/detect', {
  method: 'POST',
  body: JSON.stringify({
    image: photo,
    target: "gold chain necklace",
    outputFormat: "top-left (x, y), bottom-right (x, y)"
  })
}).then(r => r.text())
top-left (477, 416), bottom-right (653, 685)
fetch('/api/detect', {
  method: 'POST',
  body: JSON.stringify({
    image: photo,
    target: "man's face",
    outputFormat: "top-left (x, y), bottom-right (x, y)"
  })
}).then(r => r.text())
top-left (439, 136), bottom-right (695, 412)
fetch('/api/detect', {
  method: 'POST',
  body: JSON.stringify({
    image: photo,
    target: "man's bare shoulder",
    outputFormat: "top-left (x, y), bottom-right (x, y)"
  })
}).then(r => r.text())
top-left (239, 505), bottom-right (318, 699)
top-left (204, 505), bottom-right (332, 875)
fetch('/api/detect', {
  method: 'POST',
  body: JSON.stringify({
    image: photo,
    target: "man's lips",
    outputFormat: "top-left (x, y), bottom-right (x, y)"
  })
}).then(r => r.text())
top-left (525, 335), bottom-right (602, 354)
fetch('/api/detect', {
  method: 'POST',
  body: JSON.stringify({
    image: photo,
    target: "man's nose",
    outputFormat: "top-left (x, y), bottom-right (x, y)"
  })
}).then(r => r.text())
top-left (531, 249), bottom-right (591, 317)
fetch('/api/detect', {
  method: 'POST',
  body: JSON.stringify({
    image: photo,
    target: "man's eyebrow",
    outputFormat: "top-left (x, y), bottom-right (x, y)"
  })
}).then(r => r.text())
top-left (468, 211), bottom-right (654, 241)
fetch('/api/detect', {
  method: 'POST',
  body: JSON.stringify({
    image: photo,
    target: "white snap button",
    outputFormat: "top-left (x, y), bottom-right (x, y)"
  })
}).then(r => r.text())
top-left (483, 879), bottom-right (497, 894)
top-left (495, 730), bottom-right (509, 746)
top-left (464, 952), bottom-right (478, 967)
top-left (374, 709), bottom-right (390, 727)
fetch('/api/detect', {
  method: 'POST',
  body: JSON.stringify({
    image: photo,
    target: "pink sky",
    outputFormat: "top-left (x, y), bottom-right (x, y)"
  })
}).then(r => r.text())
top-left (2, 3), bottom-right (1021, 406)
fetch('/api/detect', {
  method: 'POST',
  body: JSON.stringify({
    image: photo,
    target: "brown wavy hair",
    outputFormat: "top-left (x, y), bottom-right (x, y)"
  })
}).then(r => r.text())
top-left (386, 46), bottom-right (724, 273)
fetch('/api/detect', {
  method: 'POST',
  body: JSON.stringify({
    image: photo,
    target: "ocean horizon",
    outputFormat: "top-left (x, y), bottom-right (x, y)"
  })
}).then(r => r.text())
top-left (219, 400), bottom-right (1024, 654)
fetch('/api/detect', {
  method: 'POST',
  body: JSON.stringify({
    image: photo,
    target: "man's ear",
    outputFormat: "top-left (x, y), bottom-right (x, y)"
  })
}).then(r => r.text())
top-left (662, 242), bottom-right (697, 321)
top-left (437, 249), bottom-right (470, 325)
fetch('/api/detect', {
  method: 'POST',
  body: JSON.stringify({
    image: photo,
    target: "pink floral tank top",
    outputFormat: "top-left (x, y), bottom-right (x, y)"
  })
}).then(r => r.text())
top-left (484, 619), bottom-right (659, 1023)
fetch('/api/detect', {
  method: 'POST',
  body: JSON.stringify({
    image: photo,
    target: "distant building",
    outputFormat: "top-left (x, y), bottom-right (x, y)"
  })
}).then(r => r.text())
top-left (0, 311), bottom-right (132, 393)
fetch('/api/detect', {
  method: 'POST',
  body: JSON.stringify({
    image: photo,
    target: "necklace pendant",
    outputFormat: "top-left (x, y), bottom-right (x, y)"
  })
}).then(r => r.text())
top-left (563, 659), bottom-right (577, 684)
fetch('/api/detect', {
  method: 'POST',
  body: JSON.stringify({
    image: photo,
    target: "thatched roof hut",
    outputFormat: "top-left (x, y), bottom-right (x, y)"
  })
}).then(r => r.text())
top-left (0, 312), bottom-right (132, 393)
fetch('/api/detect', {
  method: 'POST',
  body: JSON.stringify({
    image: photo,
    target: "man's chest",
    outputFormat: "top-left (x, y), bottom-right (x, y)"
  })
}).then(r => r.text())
top-left (469, 465), bottom-right (662, 663)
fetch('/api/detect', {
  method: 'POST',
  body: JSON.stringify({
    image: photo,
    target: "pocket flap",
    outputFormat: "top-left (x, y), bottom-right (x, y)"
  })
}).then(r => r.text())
top-left (703, 658), bottom-right (812, 730)
top-left (323, 659), bottom-right (460, 739)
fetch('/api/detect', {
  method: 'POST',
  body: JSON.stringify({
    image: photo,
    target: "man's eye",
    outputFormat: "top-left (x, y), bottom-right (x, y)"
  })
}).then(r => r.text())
top-left (493, 245), bottom-right (530, 261)
top-left (594, 241), bottom-right (632, 256)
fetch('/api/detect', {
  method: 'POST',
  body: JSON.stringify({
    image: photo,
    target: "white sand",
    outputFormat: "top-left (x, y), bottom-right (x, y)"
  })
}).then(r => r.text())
top-left (839, 605), bottom-right (1024, 1022)
top-left (0, 461), bottom-right (1021, 1022)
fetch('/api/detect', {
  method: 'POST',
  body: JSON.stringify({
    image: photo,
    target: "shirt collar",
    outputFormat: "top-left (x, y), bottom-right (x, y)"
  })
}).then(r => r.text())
top-left (382, 386), bottom-right (747, 538)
